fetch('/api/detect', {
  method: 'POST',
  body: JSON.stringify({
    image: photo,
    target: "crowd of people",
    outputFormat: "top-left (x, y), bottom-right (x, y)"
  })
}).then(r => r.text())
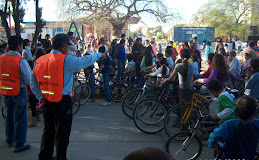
top-left (1, 31), bottom-right (259, 159)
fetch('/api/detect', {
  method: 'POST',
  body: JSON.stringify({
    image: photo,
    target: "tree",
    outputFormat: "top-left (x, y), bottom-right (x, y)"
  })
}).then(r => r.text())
top-left (0, 0), bottom-right (25, 38)
top-left (145, 26), bottom-right (166, 41)
top-left (0, 0), bottom-right (11, 38)
top-left (33, 0), bottom-right (46, 42)
top-left (192, 0), bottom-right (255, 38)
top-left (11, 0), bottom-right (25, 37)
top-left (60, 0), bottom-right (175, 37)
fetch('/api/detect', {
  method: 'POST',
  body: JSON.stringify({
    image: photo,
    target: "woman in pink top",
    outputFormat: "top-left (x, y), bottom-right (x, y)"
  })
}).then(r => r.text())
top-left (151, 41), bottom-right (157, 56)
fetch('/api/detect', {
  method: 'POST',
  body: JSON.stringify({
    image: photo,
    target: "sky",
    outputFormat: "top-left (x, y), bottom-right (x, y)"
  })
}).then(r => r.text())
top-left (23, 0), bottom-right (209, 32)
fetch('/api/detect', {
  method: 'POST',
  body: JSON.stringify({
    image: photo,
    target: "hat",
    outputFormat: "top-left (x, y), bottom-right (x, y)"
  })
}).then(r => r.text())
top-left (53, 34), bottom-right (72, 45)
top-left (52, 34), bottom-right (72, 49)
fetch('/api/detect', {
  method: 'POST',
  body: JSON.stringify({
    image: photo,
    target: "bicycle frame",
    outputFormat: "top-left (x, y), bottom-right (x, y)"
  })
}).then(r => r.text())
top-left (150, 87), bottom-right (179, 118)
top-left (182, 92), bottom-right (209, 124)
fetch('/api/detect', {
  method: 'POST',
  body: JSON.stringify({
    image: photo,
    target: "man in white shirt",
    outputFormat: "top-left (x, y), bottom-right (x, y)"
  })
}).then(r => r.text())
top-left (193, 37), bottom-right (202, 54)
top-left (236, 39), bottom-right (242, 53)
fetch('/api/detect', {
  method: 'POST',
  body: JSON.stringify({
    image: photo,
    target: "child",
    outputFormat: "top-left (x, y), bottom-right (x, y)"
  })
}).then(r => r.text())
top-left (124, 54), bottom-right (136, 83)
top-left (194, 54), bottom-right (237, 88)
top-left (218, 48), bottom-right (230, 65)
top-left (205, 41), bottom-right (211, 64)
top-left (145, 58), bottom-right (169, 78)
top-left (208, 96), bottom-right (259, 160)
top-left (155, 53), bottom-right (163, 68)
top-left (244, 58), bottom-right (259, 99)
top-left (201, 53), bottom-right (215, 78)
top-left (241, 53), bottom-right (251, 73)
top-left (228, 50), bottom-right (241, 79)
top-left (94, 46), bottom-right (115, 106)
top-left (162, 48), bottom-right (194, 103)
top-left (158, 43), bottom-right (162, 53)
top-left (207, 79), bottom-right (235, 125)
top-left (165, 49), bottom-right (175, 74)
top-left (191, 54), bottom-right (199, 77)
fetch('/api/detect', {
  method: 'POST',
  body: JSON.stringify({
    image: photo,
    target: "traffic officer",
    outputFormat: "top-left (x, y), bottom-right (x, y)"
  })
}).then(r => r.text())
top-left (30, 34), bottom-right (105, 160)
top-left (0, 36), bottom-right (31, 152)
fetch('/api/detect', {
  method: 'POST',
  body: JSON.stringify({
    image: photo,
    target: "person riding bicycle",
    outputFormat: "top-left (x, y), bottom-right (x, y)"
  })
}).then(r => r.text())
top-left (161, 48), bottom-right (194, 103)
top-left (206, 79), bottom-right (236, 126)
top-left (208, 96), bottom-right (259, 160)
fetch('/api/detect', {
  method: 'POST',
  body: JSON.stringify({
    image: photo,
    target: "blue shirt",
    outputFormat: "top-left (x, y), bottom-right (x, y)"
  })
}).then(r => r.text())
top-left (193, 61), bottom-right (199, 76)
top-left (31, 49), bottom-right (102, 100)
top-left (245, 72), bottom-right (259, 99)
top-left (98, 53), bottom-right (111, 74)
top-left (7, 51), bottom-right (31, 88)
top-left (166, 57), bottom-right (175, 74)
top-left (208, 119), bottom-right (259, 160)
top-left (115, 45), bottom-right (126, 61)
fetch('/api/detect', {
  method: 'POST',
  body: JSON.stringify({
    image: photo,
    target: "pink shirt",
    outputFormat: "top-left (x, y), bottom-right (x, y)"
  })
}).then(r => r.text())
top-left (151, 44), bottom-right (158, 56)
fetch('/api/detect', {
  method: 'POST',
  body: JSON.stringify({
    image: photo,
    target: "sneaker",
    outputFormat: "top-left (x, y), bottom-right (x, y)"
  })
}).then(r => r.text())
top-left (88, 99), bottom-right (95, 102)
top-left (14, 144), bottom-right (31, 152)
top-left (102, 102), bottom-right (112, 106)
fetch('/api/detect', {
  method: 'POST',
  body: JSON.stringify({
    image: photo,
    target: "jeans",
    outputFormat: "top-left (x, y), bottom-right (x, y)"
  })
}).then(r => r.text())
top-left (103, 72), bottom-right (111, 102)
top-left (117, 60), bottom-right (125, 81)
top-left (38, 96), bottom-right (72, 160)
top-left (2, 88), bottom-right (28, 150)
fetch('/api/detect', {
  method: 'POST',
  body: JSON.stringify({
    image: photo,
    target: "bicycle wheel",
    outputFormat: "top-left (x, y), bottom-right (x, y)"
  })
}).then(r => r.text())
top-left (122, 88), bottom-right (144, 119)
top-left (72, 92), bottom-right (81, 116)
top-left (166, 131), bottom-right (202, 160)
top-left (124, 83), bottom-right (138, 96)
top-left (111, 81), bottom-right (128, 102)
top-left (133, 98), bottom-right (167, 134)
top-left (75, 83), bottom-right (91, 105)
top-left (164, 104), bottom-right (199, 137)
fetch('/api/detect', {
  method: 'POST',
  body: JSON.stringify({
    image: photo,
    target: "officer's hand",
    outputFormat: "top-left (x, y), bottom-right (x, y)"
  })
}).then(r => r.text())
top-left (38, 98), bottom-right (46, 109)
top-left (100, 53), bottom-right (106, 60)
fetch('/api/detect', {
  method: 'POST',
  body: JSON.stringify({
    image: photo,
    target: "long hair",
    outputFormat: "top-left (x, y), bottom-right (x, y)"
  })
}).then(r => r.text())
top-left (218, 48), bottom-right (227, 56)
top-left (180, 49), bottom-right (191, 83)
top-left (212, 54), bottom-right (230, 82)
top-left (145, 46), bottom-right (153, 67)
top-left (159, 58), bottom-right (167, 77)
top-left (35, 48), bottom-right (45, 60)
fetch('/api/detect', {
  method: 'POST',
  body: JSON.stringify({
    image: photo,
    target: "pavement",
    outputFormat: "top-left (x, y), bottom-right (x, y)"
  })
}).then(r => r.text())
top-left (0, 98), bottom-right (214, 160)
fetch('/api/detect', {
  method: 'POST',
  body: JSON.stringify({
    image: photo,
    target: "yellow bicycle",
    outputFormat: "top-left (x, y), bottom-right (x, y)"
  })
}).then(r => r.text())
top-left (164, 88), bottom-right (210, 137)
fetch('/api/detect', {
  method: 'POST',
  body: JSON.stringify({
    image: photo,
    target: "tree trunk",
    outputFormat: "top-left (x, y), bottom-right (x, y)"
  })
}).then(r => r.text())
top-left (12, 0), bottom-right (21, 37)
top-left (33, 0), bottom-right (40, 42)
top-left (0, 12), bottom-right (11, 39)
top-left (110, 21), bottom-right (126, 38)
top-left (0, 0), bottom-right (11, 39)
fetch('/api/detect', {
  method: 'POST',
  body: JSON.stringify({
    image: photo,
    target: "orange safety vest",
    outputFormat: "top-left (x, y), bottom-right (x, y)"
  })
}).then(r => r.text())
top-left (34, 53), bottom-right (68, 102)
top-left (0, 54), bottom-right (22, 96)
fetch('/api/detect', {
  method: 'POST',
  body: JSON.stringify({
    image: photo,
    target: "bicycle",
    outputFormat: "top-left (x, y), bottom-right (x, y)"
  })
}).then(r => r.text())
top-left (132, 81), bottom-right (179, 134)
top-left (71, 92), bottom-right (81, 115)
top-left (121, 77), bottom-right (163, 119)
top-left (166, 111), bottom-right (218, 160)
top-left (164, 85), bottom-right (211, 137)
